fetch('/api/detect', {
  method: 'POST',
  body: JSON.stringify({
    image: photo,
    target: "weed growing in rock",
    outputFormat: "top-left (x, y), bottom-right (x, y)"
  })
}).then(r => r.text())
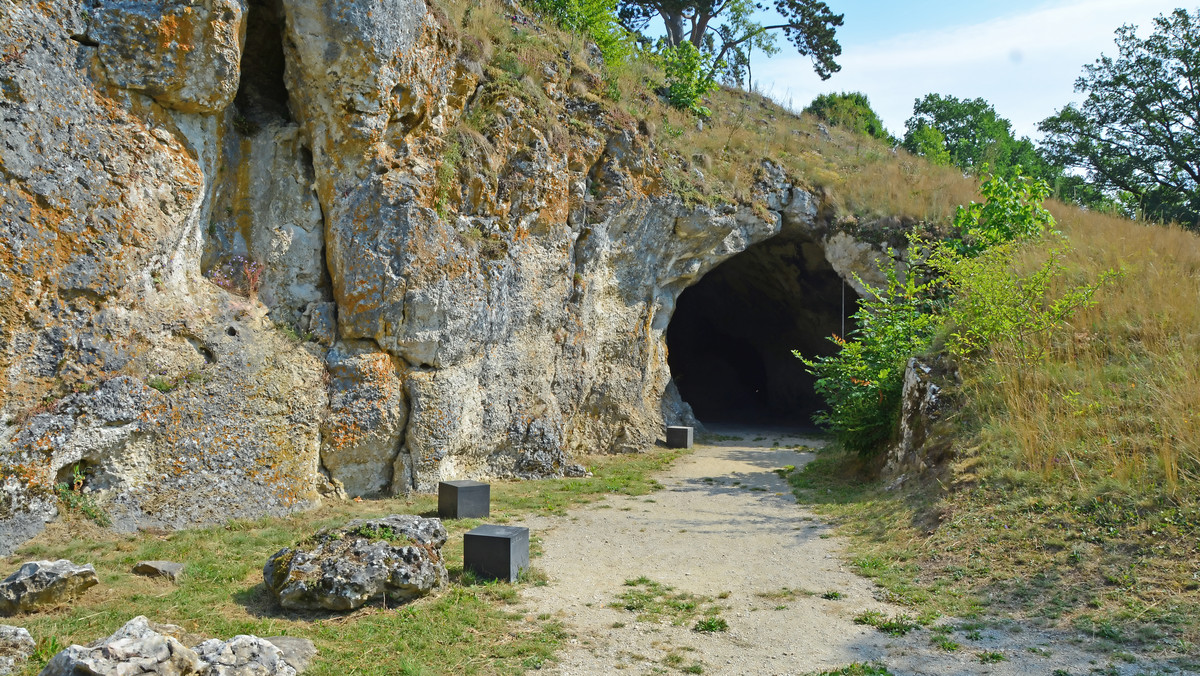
top-left (209, 256), bottom-right (264, 301)
top-left (54, 466), bottom-right (110, 527)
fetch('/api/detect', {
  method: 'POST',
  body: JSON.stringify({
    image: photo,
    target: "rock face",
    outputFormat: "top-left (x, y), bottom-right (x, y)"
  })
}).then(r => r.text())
top-left (263, 515), bottom-right (448, 611)
top-left (39, 616), bottom-right (306, 676)
top-left (0, 560), bottom-right (98, 615)
top-left (0, 625), bottom-right (35, 675)
top-left (883, 356), bottom-right (960, 481)
top-left (0, 0), bottom-right (893, 547)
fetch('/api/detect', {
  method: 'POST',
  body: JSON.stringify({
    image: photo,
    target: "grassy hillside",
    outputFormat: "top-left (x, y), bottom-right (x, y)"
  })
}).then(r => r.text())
top-left (787, 206), bottom-right (1200, 659)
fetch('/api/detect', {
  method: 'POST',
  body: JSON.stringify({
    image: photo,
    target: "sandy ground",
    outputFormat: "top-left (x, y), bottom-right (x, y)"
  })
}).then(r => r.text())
top-left (514, 429), bottom-right (1188, 676)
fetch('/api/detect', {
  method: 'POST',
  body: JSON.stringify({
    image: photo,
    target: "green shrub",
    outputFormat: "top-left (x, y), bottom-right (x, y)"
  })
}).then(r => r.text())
top-left (660, 42), bottom-right (717, 116)
top-left (525, 0), bottom-right (633, 67)
top-left (797, 265), bottom-right (941, 455)
top-left (804, 92), bottom-right (892, 142)
top-left (929, 240), bottom-right (1116, 364)
top-left (949, 166), bottom-right (1055, 255)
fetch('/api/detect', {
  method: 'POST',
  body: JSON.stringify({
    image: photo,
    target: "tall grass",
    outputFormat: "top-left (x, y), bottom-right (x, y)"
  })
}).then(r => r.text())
top-left (964, 207), bottom-right (1200, 496)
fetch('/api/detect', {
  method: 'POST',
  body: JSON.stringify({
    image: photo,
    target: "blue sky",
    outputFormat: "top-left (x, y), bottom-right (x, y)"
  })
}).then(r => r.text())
top-left (749, 0), bottom-right (1186, 140)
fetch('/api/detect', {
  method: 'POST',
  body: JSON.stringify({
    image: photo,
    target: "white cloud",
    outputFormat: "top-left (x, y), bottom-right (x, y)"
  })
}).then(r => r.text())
top-left (754, 0), bottom-right (1183, 138)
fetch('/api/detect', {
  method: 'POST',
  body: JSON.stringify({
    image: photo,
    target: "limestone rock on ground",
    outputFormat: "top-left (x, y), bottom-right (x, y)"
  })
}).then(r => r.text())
top-left (194, 635), bottom-right (297, 676)
top-left (263, 515), bottom-right (448, 611)
top-left (133, 561), bottom-right (185, 582)
top-left (260, 637), bottom-right (317, 674)
top-left (39, 616), bottom-right (309, 676)
top-left (0, 625), bottom-right (34, 675)
top-left (0, 560), bottom-right (98, 615)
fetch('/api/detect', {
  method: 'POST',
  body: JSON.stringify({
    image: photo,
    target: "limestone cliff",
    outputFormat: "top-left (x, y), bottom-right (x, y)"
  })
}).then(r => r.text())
top-left (0, 0), bottom-right (896, 552)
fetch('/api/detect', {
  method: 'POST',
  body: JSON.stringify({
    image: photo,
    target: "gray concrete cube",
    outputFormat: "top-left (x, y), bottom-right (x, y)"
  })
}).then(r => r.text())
top-left (438, 480), bottom-right (490, 519)
top-left (666, 426), bottom-right (694, 449)
top-left (464, 525), bottom-right (529, 582)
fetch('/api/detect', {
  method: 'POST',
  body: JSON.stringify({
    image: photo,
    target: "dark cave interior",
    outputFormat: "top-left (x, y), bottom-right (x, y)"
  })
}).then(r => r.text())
top-left (666, 233), bottom-right (858, 429)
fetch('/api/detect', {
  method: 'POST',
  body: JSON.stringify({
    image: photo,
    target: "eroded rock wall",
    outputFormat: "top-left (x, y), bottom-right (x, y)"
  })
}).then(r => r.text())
top-left (0, 0), bottom-right (893, 552)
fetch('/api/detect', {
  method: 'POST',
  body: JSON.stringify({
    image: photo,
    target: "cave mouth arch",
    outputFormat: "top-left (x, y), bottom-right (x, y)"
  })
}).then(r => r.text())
top-left (666, 232), bottom-right (858, 429)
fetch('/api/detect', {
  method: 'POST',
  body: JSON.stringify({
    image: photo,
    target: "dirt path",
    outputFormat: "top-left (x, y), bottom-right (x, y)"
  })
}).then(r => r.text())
top-left (515, 430), bottom-right (1177, 676)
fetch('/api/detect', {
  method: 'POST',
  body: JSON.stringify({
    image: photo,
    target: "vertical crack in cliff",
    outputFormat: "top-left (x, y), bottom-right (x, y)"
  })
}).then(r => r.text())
top-left (666, 231), bottom-right (857, 427)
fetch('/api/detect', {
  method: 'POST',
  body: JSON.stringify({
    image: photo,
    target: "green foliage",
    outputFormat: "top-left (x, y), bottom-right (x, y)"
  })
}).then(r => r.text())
top-left (434, 139), bottom-right (461, 219)
top-left (147, 375), bottom-right (177, 393)
top-left (804, 92), bottom-right (892, 142)
top-left (616, 0), bottom-right (843, 80)
top-left (902, 122), bottom-right (951, 166)
top-left (806, 665), bottom-right (894, 676)
top-left (660, 42), bottom-right (718, 116)
top-left (928, 241), bottom-right (1115, 365)
top-left (1039, 8), bottom-right (1200, 227)
top-left (692, 616), bottom-right (728, 632)
top-left (948, 168), bottom-right (1055, 255)
top-left (797, 266), bottom-right (940, 455)
top-left (55, 466), bottom-right (111, 527)
top-left (903, 94), bottom-right (1057, 183)
top-left (853, 610), bottom-right (922, 636)
top-left (526, 0), bottom-right (634, 67)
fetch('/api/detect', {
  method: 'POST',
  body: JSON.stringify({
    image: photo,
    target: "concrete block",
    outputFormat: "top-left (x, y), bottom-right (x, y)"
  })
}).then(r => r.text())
top-left (464, 525), bottom-right (529, 582)
top-left (666, 426), bottom-right (693, 449)
top-left (438, 480), bottom-right (490, 519)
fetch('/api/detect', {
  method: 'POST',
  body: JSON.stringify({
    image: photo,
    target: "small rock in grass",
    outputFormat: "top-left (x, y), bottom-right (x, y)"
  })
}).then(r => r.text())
top-left (0, 560), bottom-right (98, 615)
top-left (0, 625), bottom-right (34, 675)
top-left (133, 561), bottom-right (185, 582)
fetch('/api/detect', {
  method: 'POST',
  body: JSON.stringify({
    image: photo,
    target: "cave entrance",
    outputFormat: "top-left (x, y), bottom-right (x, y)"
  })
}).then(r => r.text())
top-left (666, 232), bottom-right (857, 429)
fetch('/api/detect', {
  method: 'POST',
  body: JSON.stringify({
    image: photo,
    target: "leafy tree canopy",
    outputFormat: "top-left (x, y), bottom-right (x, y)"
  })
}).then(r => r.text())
top-left (1039, 8), bottom-right (1200, 227)
top-left (617, 0), bottom-right (843, 82)
top-left (804, 91), bottom-right (892, 142)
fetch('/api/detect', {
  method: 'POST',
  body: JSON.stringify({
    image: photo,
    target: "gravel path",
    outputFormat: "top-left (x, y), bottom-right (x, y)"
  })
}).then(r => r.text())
top-left (515, 429), bottom-right (1182, 676)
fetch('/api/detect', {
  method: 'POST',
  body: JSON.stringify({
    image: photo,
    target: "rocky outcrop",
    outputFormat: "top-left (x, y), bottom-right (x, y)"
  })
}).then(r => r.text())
top-left (39, 616), bottom-right (308, 676)
top-left (883, 356), bottom-right (960, 482)
top-left (0, 560), bottom-right (98, 615)
top-left (0, 0), bottom-right (894, 548)
top-left (0, 625), bottom-right (34, 675)
top-left (263, 515), bottom-right (448, 611)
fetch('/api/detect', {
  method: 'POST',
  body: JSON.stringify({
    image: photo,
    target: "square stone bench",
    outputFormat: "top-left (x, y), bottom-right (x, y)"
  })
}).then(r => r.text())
top-left (463, 525), bottom-right (529, 583)
top-left (666, 426), bottom-right (694, 449)
top-left (438, 480), bottom-right (490, 519)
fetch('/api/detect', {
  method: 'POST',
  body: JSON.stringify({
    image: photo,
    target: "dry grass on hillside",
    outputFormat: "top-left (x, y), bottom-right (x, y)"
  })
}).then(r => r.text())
top-left (445, 0), bottom-right (980, 226)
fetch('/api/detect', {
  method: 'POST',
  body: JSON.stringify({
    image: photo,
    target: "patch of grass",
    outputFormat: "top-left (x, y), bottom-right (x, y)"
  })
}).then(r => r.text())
top-left (692, 617), bottom-right (727, 633)
top-left (5, 446), bottom-right (689, 675)
top-left (806, 664), bottom-right (893, 676)
top-left (787, 444), bottom-right (1200, 650)
top-left (821, 590), bottom-right (843, 600)
top-left (852, 610), bottom-right (922, 637)
top-left (930, 633), bottom-right (960, 651)
top-left (611, 577), bottom-right (720, 628)
top-left (977, 651), bottom-right (1006, 664)
top-left (756, 587), bottom-right (813, 602)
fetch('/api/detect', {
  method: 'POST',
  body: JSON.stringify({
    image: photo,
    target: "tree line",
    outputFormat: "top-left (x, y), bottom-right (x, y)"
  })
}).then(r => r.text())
top-left (804, 9), bottom-right (1200, 229)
